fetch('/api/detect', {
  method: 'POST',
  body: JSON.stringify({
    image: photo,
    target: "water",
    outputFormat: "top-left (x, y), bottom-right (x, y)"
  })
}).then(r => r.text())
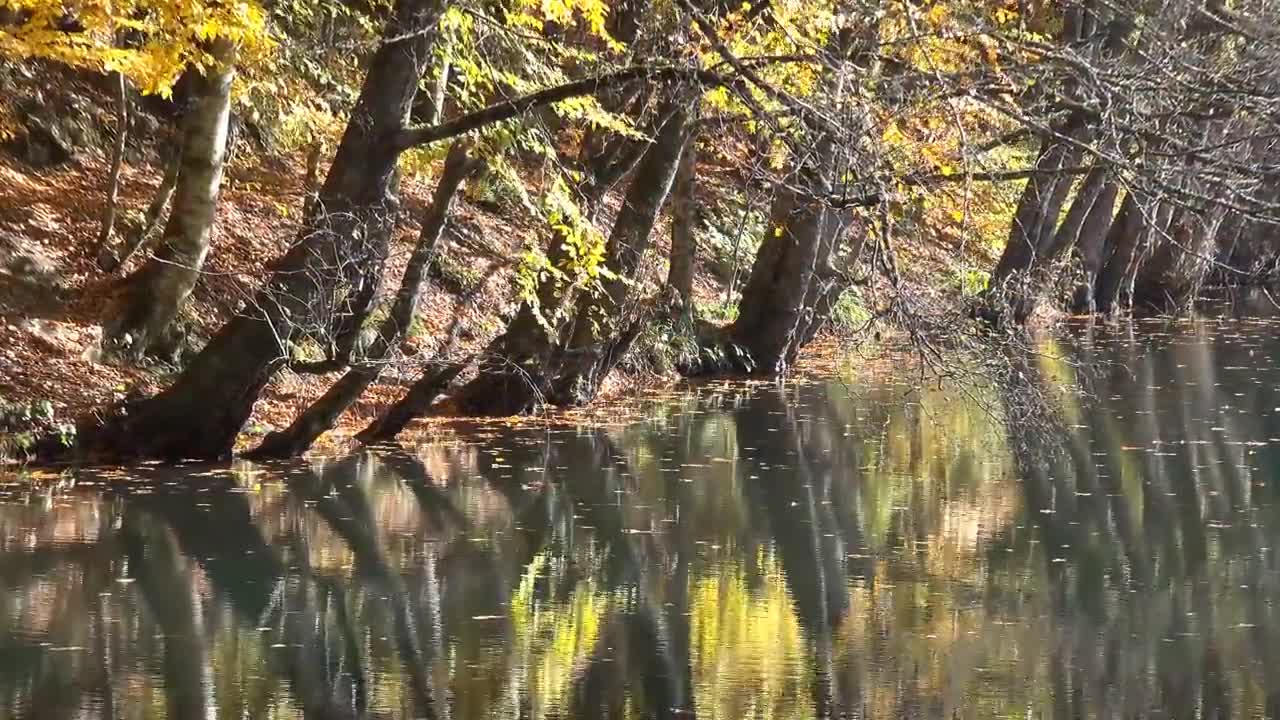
top-left (4, 317), bottom-right (1280, 719)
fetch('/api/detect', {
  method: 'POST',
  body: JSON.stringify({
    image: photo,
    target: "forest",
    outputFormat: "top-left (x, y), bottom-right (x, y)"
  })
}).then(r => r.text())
top-left (1, 0), bottom-right (1279, 462)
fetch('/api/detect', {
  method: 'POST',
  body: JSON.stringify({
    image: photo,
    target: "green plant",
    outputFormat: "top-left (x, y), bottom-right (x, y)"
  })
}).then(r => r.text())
top-left (830, 288), bottom-right (872, 332)
top-left (702, 203), bottom-right (767, 283)
top-left (620, 313), bottom-right (701, 377)
top-left (0, 397), bottom-right (76, 461)
top-left (697, 298), bottom-right (739, 324)
top-left (945, 267), bottom-right (991, 296)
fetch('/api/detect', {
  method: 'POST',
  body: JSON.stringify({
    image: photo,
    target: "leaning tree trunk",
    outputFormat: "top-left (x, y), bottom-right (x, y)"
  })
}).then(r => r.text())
top-left (355, 359), bottom-right (470, 443)
top-left (724, 17), bottom-right (876, 376)
top-left (545, 95), bottom-right (696, 406)
top-left (101, 40), bottom-right (237, 362)
top-left (1132, 204), bottom-right (1221, 312)
top-left (731, 186), bottom-right (823, 374)
top-left (990, 119), bottom-right (1090, 284)
top-left (453, 94), bottom-right (695, 415)
top-left (1069, 178), bottom-right (1120, 313)
top-left (1131, 121), bottom-right (1233, 311)
top-left (983, 3), bottom-right (1138, 320)
top-left (78, 0), bottom-right (446, 461)
top-left (92, 71), bottom-right (129, 268)
top-left (1094, 190), bottom-right (1170, 314)
top-left (1043, 165), bottom-right (1109, 262)
top-left (248, 143), bottom-right (483, 458)
top-left (728, 173), bottom-right (860, 375)
top-left (666, 127), bottom-right (698, 309)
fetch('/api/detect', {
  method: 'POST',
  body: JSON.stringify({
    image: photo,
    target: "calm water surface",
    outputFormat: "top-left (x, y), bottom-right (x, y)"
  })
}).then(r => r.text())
top-left (4, 317), bottom-right (1280, 719)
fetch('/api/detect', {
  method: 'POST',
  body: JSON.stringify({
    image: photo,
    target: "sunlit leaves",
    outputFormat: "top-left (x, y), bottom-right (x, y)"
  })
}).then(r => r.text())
top-left (509, 0), bottom-right (616, 48)
top-left (0, 0), bottom-right (272, 96)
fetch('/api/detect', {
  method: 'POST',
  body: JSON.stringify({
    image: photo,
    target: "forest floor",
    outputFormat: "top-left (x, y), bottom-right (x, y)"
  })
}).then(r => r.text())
top-left (0, 118), bottom-right (994, 461)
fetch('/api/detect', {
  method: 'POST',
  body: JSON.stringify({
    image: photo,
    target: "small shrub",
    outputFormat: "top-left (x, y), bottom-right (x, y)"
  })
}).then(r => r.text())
top-left (0, 398), bottom-right (76, 462)
top-left (620, 313), bottom-right (701, 377)
top-left (945, 267), bottom-right (991, 296)
top-left (703, 204), bottom-right (766, 283)
top-left (697, 298), bottom-right (739, 324)
top-left (830, 288), bottom-right (872, 332)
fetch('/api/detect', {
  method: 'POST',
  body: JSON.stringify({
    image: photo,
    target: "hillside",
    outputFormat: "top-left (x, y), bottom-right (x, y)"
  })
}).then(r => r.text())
top-left (0, 68), bottom-right (991, 459)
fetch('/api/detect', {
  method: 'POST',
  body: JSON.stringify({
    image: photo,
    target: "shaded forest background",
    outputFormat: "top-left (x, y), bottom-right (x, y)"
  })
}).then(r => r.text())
top-left (1, 0), bottom-right (1278, 462)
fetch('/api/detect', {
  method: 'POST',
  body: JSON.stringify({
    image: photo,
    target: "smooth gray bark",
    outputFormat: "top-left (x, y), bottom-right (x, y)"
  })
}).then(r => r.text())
top-left (102, 40), bottom-right (236, 360)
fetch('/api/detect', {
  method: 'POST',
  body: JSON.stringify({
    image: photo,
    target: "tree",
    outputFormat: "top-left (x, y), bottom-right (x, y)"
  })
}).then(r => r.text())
top-left (101, 38), bottom-right (238, 360)
top-left (75, 0), bottom-right (675, 457)
top-left (2, 0), bottom-right (270, 357)
top-left (666, 126), bottom-right (698, 309)
top-left (248, 141), bottom-right (485, 458)
top-left (79, 0), bottom-right (450, 459)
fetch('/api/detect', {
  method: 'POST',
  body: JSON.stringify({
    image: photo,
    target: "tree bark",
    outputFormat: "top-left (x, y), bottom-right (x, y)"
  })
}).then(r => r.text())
top-left (355, 359), bottom-right (470, 443)
top-left (101, 40), bottom-right (237, 361)
top-left (78, 0), bottom-right (447, 461)
top-left (248, 143), bottom-right (483, 458)
top-left (1133, 205), bottom-right (1221, 311)
top-left (730, 187), bottom-right (827, 373)
top-left (453, 93), bottom-right (695, 415)
top-left (103, 144), bottom-right (181, 274)
top-left (1095, 191), bottom-right (1165, 314)
top-left (666, 128), bottom-right (698, 309)
top-left (546, 95), bottom-right (696, 405)
top-left (1069, 179), bottom-right (1120, 313)
top-left (724, 22), bottom-right (870, 375)
top-left (455, 88), bottom-right (685, 416)
top-left (990, 119), bottom-right (1089, 285)
top-left (1044, 165), bottom-right (1108, 261)
top-left (92, 71), bottom-right (129, 269)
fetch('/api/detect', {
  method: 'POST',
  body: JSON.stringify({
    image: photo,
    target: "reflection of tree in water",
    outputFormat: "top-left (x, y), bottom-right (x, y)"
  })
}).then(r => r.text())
top-left (4, 324), bottom-right (1280, 718)
top-left (735, 386), bottom-right (851, 718)
top-left (997, 322), bottom-right (1280, 719)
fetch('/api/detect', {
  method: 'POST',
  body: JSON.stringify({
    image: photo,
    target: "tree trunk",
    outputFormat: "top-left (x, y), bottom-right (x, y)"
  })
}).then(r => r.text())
top-left (991, 119), bottom-right (1089, 285)
top-left (1044, 165), bottom-right (1108, 261)
top-left (730, 187), bottom-right (829, 373)
top-left (248, 143), bottom-right (483, 458)
top-left (666, 128), bottom-right (697, 309)
top-left (355, 359), bottom-right (470, 443)
top-left (449, 230), bottom-right (577, 416)
top-left (1133, 205), bottom-right (1221, 311)
top-left (454, 93), bottom-right (695, 415)
top-left (92, 71), bottom-right (129, 269)
top-left (1095, 191), bottom-right (1166, 314)
top-left (78, 0), bottom-right (447, 461)
top-left (101, 40), bottom-right (237, 361)
top-left (986, 7), bottom-right (1135, 318)
top-left (103, 144), bottom-right (181, 274)
top-left (1069, 179), bottom-right (1120, 313)
top-left (724, 21), bottom-right (871, 376)
top-left (546, 96), bottom-right (696, 405)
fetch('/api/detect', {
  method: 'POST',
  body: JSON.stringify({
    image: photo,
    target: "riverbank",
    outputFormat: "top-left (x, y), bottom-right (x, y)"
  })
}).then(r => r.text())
top-left (0, 138), bottom-right (993, 464)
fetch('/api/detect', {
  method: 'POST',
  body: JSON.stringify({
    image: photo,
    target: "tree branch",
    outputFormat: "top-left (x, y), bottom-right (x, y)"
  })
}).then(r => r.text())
top-left (394, 66), bottom-right (730, 150)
